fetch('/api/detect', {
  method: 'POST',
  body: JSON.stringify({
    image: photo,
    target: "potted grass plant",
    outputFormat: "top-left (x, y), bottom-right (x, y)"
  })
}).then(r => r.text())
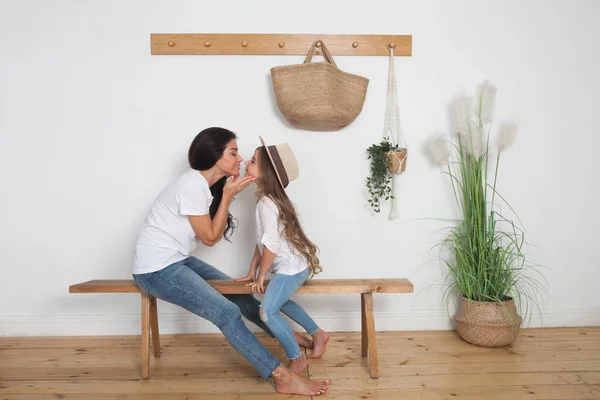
top-left (427, 81), bottom-right (544, 347)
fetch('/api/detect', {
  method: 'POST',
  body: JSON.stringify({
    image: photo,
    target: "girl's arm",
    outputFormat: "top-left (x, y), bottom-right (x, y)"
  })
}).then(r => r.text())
top-left (252, 246), bottom-right (276, 295)
top-left (250, 245), bottom-right (262, 271)
top-left (236, 245), bottom-right (262, 282)
top-left (249, 197), bottom-right (280, 294)
top-left (257, 247), bottom-right (276, 279)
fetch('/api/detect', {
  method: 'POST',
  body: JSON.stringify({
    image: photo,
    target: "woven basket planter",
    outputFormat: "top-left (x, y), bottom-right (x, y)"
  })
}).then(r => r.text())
top-left (454, 296), bottom-right (522, 347)
top-left (386, 150), bottom-right (407, 174)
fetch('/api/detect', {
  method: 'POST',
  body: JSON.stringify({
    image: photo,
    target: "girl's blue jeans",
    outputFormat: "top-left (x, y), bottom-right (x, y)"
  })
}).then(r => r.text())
top-left (260, 268), bottom-right (319, 360)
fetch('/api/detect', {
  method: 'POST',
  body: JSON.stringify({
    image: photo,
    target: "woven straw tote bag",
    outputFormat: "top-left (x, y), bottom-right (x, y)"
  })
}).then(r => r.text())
top-left (270, 41), bottom-right (369, 131)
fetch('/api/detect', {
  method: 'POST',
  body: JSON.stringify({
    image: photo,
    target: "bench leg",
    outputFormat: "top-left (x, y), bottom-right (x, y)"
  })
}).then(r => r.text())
top-left (149, 296), bottom-right (161, 358)
top-left (361, 294), bottom-right (368, 356)
top-left (361, 293), bottom-right (379, 379)
top-left (141, 293), bottom-right (150, 379)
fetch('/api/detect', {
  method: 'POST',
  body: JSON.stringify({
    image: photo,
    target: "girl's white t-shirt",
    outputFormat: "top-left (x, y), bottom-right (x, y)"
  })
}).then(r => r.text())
top-left (255, 196), bottom-right (308, 276)
top-left (133, 169), bottom-right (213, 275)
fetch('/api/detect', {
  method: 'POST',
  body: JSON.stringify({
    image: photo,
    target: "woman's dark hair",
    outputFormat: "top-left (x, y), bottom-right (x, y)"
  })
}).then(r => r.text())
top-left (188, 127), bottom-right (237, 240)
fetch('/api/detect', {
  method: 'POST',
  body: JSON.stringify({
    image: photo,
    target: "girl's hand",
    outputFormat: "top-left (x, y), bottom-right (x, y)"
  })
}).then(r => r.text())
top-left (246, 275), bottom-right (266, 295)
top-left (224, 175), bottom-right (255, 199)
top-left (235, 271), bottom-right (256, 282)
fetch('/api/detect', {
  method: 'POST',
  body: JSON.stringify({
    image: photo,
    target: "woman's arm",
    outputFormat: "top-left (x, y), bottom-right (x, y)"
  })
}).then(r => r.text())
top-left (188, 198), bottom-right (231, 246)
top-left (188, 175), bottom-right (255, 246)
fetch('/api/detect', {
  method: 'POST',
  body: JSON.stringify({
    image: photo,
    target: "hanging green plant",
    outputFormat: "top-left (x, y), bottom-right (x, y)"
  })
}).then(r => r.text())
top-left (366, 137), bottom-right (401, 213)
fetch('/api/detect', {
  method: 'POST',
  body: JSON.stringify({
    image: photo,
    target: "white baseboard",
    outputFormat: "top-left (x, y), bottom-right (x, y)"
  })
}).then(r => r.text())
top-left (1, 309), bottom-right (598, 337)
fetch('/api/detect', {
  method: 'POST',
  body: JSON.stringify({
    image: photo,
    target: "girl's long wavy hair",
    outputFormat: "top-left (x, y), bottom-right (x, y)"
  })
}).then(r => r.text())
top-left (256, 147), bottom-right (322, 275)
top-left (188, 127), bottom-right (236, 240)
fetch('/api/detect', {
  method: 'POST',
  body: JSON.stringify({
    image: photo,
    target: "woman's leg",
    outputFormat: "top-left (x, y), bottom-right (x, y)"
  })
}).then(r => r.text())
top-left (184, 256), bottom-right (275, 337)
top-left (184, 257), bottom-right (313, 349)
top-left (134, 261), bottom-right (330, 396)
top-left (134, 260), bottom-right (278, 379)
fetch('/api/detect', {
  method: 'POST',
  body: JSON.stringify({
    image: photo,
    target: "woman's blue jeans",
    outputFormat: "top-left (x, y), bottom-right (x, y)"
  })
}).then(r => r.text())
top-left (260, 269), bottom-right (319, 360)
top-left (133, 256), bottom-right (280, 379)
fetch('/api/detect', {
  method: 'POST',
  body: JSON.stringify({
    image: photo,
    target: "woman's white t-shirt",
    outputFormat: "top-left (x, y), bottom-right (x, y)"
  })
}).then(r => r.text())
top-left (133, 169), bottom-right (213, 275)
top-left (256, 196), bottom-right (308, 276)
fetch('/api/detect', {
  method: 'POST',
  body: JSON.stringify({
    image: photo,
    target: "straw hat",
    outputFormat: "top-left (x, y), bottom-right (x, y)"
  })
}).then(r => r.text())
top-left (259, 136), bottom-right (299, 189)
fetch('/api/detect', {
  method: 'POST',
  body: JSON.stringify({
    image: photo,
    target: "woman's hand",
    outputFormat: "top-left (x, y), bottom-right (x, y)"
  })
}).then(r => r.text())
top-left (246, 275), bottom-right (266, 295)
top-left (224, 175), bottom-right (255, 199)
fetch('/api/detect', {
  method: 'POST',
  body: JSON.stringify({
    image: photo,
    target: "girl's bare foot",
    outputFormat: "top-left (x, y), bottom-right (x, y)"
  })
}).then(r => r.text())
top-left (294, 331), bottom-right (314, 349)
top-left (272, 364), bottom-right (330, 397)
top-left (288, 355), bottom-right (308, 374)
top-left (308, 329), bottom-right (330, 359)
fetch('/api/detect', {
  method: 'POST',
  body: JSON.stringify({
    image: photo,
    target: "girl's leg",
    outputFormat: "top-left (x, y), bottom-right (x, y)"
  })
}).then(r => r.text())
top-left (279, 270), bottom-right (319, 335)
top-left (278, 269), bottom-right (329, 358)
top-left (260, 273), bottom-right (306, 364)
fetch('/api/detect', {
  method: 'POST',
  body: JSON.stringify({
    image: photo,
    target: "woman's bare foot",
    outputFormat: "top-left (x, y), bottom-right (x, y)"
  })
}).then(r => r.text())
top-left (308, 329), bottom-right (330, 359)
top-left (288, 355), bottom-right (308, 374)
top-left (294, 331), bottom-right (314, 349)
top-left (272, 364), bottom-right (330, 396)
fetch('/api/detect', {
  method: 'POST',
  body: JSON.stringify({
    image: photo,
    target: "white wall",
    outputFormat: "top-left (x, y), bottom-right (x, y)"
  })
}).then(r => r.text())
top-left (1, 0), bottom-right (599, 336)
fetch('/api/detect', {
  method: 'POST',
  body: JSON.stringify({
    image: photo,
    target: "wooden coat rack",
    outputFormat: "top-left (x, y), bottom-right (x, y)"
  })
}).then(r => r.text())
top-left (151, 34), bottom-right (412, 56)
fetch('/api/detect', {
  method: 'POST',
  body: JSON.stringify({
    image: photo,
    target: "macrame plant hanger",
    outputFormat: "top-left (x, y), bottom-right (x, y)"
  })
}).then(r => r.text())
top-left (383, 45), bottom-right (408, 220)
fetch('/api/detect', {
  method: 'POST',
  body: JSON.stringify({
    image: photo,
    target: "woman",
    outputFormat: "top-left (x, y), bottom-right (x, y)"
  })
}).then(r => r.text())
top-left (132, 127), bottom-right (330, 396)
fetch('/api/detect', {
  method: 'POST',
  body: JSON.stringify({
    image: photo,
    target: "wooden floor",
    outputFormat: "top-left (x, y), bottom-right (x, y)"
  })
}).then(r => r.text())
top-left (0, 327), bottom-right (599, 399)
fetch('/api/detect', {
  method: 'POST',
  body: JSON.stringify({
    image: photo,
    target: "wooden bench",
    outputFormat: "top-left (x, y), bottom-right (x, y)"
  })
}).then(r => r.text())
top-left (69, 278), bottom-right (413, 379)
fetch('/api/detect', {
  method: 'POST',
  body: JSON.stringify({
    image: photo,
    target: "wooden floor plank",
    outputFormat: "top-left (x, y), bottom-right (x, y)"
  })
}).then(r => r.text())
top-left (310, 359), bottom-right (600, 377)
top-left (3, 359), bottom-right (600, 382)
top-left (2, 326), bottom-right (599, 350)
top-left (4, 341), bottom-right (599, 365)
top-left (325, 337), bottom-right (600, 352)
top-left (2, 375), bottom-right (600, 394)
top-left (4, 351), bottom-right (598, 370)
top-left (2, 389), bottom-right (600, 400)
top-left (320, 385), bottom-right (600, 400)
top-left (0, 395), bottom-right (300, 400)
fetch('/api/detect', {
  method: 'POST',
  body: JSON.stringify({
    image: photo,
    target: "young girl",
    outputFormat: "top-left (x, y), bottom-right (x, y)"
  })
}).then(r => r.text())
top-left (236, 136), bottom-right (329, 374)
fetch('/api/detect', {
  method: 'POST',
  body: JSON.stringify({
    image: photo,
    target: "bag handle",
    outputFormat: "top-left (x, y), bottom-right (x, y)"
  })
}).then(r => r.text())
top-left (304, 41), bottom-right (338, 68)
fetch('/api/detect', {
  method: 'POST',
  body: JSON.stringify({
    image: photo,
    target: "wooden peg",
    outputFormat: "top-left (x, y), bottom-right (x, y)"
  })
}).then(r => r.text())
top-left (204, 41), bottom-right (211, 47)
top-left (316, 41), bottom-right (322, 48)
top-left (352, 41), bottom-right (359, 48)
top-left (278, 42), bottom-right (285, 48)
top-left (388, 42), bottom-right (396, 49)
top-left (167, 40), bottom-right (175, 47)
top-left (241, 41), bottom-right (248, 47)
